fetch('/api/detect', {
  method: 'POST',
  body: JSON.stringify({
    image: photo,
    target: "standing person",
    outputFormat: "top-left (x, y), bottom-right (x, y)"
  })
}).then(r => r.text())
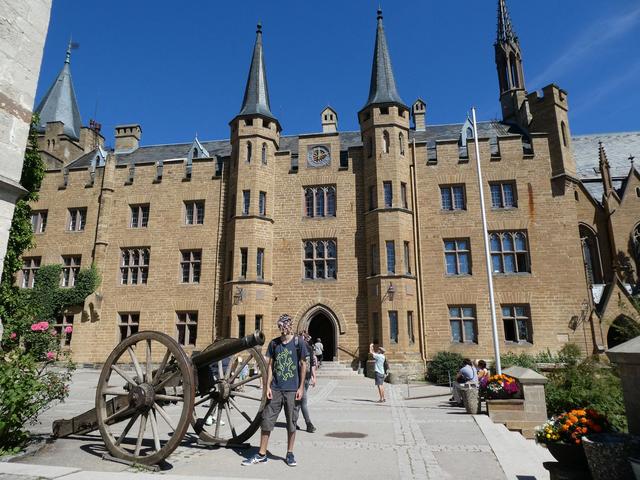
top-left (294, 333), bottom-right (317, 433)
top-left (313, 337), bottom-right (324, 367)
top-left (369, 343), bottom-right (386, 403)
top-left (242, 314), bottom-right (306, 467)
top-left (451, 358), bottom-right (478, 406)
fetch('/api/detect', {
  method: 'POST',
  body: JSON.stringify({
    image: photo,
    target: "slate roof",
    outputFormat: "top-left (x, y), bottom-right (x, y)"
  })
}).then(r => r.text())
top-left (34, 47), bottom-right (82, 140)
top-left (237, 24), bottom-right (275, 120)
top-left (572, 131), bottom-right (640, 202)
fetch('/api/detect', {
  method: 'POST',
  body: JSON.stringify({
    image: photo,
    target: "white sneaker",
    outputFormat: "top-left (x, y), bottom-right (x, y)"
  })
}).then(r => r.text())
top-left (205, 416), bottom-right (225, 426)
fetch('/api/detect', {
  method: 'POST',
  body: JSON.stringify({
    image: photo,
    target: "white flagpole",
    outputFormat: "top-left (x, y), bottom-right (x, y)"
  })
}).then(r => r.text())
top-left (471, 107), bottom-right (502, 375)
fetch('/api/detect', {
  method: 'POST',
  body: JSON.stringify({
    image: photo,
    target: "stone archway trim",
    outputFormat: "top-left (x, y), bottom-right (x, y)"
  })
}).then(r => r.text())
top-left (293, 298), bottom-right (346, 334)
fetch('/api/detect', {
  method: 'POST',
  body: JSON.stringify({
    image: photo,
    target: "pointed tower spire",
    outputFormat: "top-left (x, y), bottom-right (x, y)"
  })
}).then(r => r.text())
top-left (35, 42), bottom-right (82, 140)
top-left (238, 22), bottom-right (276, 120)
top-left (363, 8), bottom-right (406, 109)
top-left (599, 142), bottom-right (614, 198)
top-left (497, 0), bottom-right (517, 44)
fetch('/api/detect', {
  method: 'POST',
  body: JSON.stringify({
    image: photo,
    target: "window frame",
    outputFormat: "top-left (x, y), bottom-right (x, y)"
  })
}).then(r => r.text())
top-left (489, 181), bottom-right (518, 209)
top-left (31, 210), bottom-right (48, 234)
top-left (185, 200), bottom-right (205, 225)
top-left (303, 185), bottom-right (336, 218)
top-left (501, 304), bottom-right (532, 344)
top-left (54, 314), bottom-right (74, 347)
top-left (489, 231), bottom-right (530, 274)
top-left (118, 312), bottom-right (140, 341)
top-left (407, 311), bottom-right (415, 344)
top-left (180, 249), bottom-right (202, 284)
top-left (21, 256), bottom-right (41, 288)
top-left (389, 310), bottom-right (398, 344)
top-left (120, 247), bottom-right (150, 285)
top-left (240, 248), bottom-right (248, 279)
top-left (129, 204), bottom-right (150, 228)
top-left (176, 311), bottom-right (198, 346)
top-left (440, 185), bottom-right (466, 211)
top-left (383, 181), bottom-right (393, 208)
top-left (257, 248), bottom-right (265, 279)
top-left (61, 255), bottom-right (81, 287)
top-left (448, 305), bottom-right (478, 344)
top-left (259, 191), bottom-right (267, 216)
top-left (303, 239), bottom-right (338, 280)
top-left (444, 238), bottom-right (471, 276)
top-left (68, 207), bottom-right (87, 232)
top-left (386, 240), bottom-right (396, 274)
top-left (242, 190), bottom-right (251, 216)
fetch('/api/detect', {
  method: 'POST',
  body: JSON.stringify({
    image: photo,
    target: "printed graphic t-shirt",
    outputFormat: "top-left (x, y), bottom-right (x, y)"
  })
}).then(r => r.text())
top-left (267, 337), bottom-right (308, 391)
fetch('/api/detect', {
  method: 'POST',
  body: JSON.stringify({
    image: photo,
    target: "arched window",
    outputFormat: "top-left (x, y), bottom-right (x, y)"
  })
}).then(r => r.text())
top-left (561, 122), bottom-right (568, 147)
top-left (261, 143), bottom-right (267, 165)
top-left (489, 231), bottom-right (530, 274)
top-left (382, 130), bottom-right (390, 154)
top-left (399, 132), bottom-right (405, 156)
top-left (315, 188), bottom-right (325, 216)
top-left (327, 187), bottom-right (336, 216)
top-left (579, 224), bottom-right (603, 285)
top-left (304, 188), bottom-right (314, 217)
top-left (246, 142), bottom-right (252, 163)
top-left (509, 53), bottom-right (519, 88)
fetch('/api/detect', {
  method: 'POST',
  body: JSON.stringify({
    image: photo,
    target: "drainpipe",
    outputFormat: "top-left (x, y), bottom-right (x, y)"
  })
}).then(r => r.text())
top-left (211, 158), bottom-right (225, 340)
top-left (410, 138), bottom-right (427, 362)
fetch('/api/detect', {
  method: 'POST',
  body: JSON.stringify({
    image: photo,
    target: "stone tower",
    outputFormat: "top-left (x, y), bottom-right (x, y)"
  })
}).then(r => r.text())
top-left (224, 23), bottom-right (280, 338)
top-left (358, 10), bottom-right (421, 369)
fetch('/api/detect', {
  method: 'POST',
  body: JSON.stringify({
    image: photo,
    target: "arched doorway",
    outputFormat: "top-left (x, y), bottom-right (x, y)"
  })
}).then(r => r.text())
top-left (307, 310), bottom-right (337, 361)
top-left (607, 314), bottom-right (640, 349)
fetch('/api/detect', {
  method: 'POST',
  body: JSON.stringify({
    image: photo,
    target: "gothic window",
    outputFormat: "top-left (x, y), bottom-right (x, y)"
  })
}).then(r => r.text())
top-left (490, 231), bottom-right (530, 274)
top-left (580, 224), bottom-right (603, 285)
top-left (509, 53), bottom-right (519, 88)
top-left (407, 311), bottom-right (415, 344)
top-left (240, 248), bottom-right (248, 278)
top-left (120, 248), bottom-right (150, 285)
top-left (449, 306), bottom-right (477, 343)
top-left (304, 186), bottom-right (336, 218)
top-left (303, 239), bottom-right (337, 280)
top-left (502, 305), bottom-right (532, 343)
top-left (404, 241), bottom-right (411, 275)
top-left (401, 182), bottom-right (408, 209)
top-left (382, 130), bottom-right (390, 154)
top-left (242, 190), bottom-right (250, 215)
top-left (259, 191), bottom-right (266, 216)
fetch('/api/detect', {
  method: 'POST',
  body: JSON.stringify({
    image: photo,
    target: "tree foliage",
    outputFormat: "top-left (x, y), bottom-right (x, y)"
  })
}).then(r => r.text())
top-left (426, 351), bottom-right (464, 385)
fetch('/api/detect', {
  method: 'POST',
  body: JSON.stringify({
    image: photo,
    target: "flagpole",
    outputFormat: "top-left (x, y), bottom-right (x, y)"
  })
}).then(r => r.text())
top-left (471, 107), bottom-right (502, 375)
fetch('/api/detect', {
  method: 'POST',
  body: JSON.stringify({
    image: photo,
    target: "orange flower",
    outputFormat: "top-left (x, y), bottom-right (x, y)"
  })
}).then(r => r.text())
top-left (580, 417), bottom-right (588, 424)
top-left (575, 439), bottom-right (581, 445)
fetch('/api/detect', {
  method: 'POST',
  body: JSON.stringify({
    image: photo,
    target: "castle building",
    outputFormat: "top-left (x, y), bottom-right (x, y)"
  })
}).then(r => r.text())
top-left (23, 3), bottom-right (640, 372)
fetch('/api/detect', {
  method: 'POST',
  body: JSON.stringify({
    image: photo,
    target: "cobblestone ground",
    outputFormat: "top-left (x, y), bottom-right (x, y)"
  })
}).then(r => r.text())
top-left (5, 368), bottom-right (507, 480)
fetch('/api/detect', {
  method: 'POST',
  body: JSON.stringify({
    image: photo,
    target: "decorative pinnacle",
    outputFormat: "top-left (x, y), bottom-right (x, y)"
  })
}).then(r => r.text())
top-left (65, 38), bottom-right (72, 64)
top-left (630, 154), bottom-right (636, 167)
top-left (257, 21), bottom-right (262, 34)
top-left (377, 8), bottom-right (383, 21)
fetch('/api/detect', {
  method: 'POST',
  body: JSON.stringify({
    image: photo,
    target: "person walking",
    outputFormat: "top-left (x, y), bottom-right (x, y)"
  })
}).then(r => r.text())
top-left (242, 314), bottom-right (307, 467)
top-left (294, 333), bottom-right (317, 433)
top-left (313, 337), bottom-right (324, 367)
top-left (369, 343), bottom-right (386, 403)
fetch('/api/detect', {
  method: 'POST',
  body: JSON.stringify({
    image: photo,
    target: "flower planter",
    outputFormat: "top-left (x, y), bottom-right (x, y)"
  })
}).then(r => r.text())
top-left (460, 386), bottom-right (480, 414)
top-left (546, 442), bottom-right (588, 469)
top-left (583, 433), bottom-right (634, 480)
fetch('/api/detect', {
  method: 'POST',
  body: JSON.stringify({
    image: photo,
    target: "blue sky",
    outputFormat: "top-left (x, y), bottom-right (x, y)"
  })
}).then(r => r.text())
top-left (36, 1), bottom-right (640, 147)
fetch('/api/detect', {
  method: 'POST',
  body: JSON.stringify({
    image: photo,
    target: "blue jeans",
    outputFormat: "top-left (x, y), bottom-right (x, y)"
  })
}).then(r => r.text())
top-left (293, 379), bottom-right (311, 426)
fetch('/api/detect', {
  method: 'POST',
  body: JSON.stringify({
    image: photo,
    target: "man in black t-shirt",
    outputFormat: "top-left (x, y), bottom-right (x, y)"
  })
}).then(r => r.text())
top-left (242, 314), bottom-right (307, 467)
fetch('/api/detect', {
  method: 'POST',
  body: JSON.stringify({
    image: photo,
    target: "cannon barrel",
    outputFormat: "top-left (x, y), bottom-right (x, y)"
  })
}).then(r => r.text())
top-left (192, 330), bottom-right (265, 370)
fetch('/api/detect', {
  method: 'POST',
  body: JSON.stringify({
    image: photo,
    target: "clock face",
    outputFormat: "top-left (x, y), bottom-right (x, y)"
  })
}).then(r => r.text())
top-left (307, 146), bottom-right (331, 167)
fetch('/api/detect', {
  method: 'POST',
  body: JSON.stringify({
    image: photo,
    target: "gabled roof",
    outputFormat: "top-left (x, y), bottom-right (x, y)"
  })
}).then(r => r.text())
top-left (363, 9), bottom-right (406, 110)
top-left (237, 23), bottom-right (275, 121)
top-left (34, 45), bottom-right (82, 140)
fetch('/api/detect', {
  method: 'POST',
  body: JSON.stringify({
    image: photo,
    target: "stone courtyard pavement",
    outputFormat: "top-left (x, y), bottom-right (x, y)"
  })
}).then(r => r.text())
top-left (0, 367), bottom-right (552, 480)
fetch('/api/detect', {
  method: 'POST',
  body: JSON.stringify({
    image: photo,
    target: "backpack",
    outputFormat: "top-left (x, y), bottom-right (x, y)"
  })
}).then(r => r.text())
top-left (383, 358), bottom-right (390, 376)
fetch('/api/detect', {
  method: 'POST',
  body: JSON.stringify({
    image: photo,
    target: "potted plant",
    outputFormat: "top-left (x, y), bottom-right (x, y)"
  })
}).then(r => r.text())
top-left (535, 408), bottom-right (609, 469)
top-left (480, 373), bottom-right (520, 399)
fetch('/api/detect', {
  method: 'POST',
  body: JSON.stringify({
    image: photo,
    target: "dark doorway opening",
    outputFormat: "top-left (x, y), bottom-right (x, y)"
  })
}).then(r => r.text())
top-left (308, 312), bottom-right (336, 361)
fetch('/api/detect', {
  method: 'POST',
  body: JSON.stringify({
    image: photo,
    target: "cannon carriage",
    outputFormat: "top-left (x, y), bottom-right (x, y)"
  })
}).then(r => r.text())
top-left (53, 330), bottom-right (268, 466)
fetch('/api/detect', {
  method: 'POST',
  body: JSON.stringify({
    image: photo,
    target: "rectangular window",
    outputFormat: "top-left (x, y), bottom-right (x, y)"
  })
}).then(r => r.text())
top-left (180, 250), bottom-right (201, 283)
top-left (369, 185), bottom-right (377, 210)
top-left (370, 244), bottom-right (379, 276)
top-left (119, 312), bottom-right (140, 341)
top-left (444, 239), bottom-right (471, 275)
top-left (176, 311), bottom-right (198, 346)
top-left (255, 314), bottom-right (263, 332)
top-left (401, 182), bottom-right (408, 209)
top-left (490, 181), bottom-right (517, 208)
top-left (407, 311), bottom-right (415, 344)
top-left (238, 315), bottom-right (246, 338)
top-left (242, 190), bottom-right (250, 215)
top-left (389, 311), bottom-right (398, 344)
top-left (386, 241), bottom-right (395, 274)
top-left (259, 191), bottom-right (266, 216)
top-left (68, 208), bottom-right (87, 231)
top-left (257, 248), bottom-right (264, 279)
top-left (490, 231), bottom-right (530, 274)
top-left (21, 256), bottom-right (41, 288)
top-left (61, 255), bottom-right (81, 287)
top-left (120, 248), bottom-right (150, 285)
top-left (502, 305), bottom-right (532, 343)
top-left (130, 204), bottom-right (149, 228)
top-left (440, 185), bottom-right (466, 211)
top-left (54, 314), bottom-right (74, 347)
top-left (31, 210), bottom-right (47, 233)
top-left (449, 306), bottom-right (478, 343)
top-left (240, 248), bottom-right (248, 278)
top-left (185, 200), bottom-right (205, 225)
top-left (404, 241), bottom-right (411, 275)
top-left (383, 181), bottom-right (393, 208)
top-left (303, 239), bottom-right (337, 280)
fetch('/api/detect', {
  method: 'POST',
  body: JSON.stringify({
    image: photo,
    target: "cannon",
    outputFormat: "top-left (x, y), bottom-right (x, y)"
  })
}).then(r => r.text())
top-left (52, 330), bottom-right (267, 466)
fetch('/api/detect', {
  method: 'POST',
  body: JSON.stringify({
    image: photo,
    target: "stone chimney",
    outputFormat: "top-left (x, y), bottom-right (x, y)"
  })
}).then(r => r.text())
top-left (114, 124), bottom-right (142, 152)
top-left (412, 99), bottom-right (426, 131)
top-left (321, 107), bottom-right (338, 133)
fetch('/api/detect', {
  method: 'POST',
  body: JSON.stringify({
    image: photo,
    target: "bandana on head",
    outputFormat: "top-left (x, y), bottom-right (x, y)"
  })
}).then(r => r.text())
top-left (277, 314), bottom-right (293, 331)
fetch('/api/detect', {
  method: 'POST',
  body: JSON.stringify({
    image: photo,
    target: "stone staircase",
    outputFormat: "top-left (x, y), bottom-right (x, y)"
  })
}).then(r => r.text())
top-left (315, 360), bottom-right (361, 378)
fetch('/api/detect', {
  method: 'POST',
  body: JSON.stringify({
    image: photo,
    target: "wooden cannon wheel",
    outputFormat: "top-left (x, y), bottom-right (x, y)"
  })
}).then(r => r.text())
top-left (95, 331), bottom-right (195, 465)
top-left (191, 344), bottom-right (268, 445)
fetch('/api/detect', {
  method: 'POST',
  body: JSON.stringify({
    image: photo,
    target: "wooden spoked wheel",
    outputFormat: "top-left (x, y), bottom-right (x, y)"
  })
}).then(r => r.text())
top-left (191, 345), bottom-right (267, 445)
top-left (95, 331), bottom-right (195, 465)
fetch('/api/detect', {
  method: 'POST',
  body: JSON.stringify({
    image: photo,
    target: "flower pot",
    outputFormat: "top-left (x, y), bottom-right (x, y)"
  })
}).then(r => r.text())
top-left (546, 442), bottom-right (588, 469)
top-left (583, 433), bottom-right (634, 480)
top-left (460, 386), bottom-right (480, 414)
top-left (629, 457), bottom-right (640, 480)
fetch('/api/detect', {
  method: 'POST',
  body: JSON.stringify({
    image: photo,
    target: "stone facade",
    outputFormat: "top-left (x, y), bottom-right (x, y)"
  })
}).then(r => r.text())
top-left (20, 4), bottom-right (640, 371)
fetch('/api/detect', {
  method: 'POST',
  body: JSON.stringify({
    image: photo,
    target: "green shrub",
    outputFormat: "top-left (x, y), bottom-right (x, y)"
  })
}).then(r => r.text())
top-left (499, 351), bottom-right (538, 372)
top-left (427, 351), bottom-right (464, 385)
top-left (557, 343), bottom-right (582, 366)
top-left (545, 358), bottom-right (627, 432)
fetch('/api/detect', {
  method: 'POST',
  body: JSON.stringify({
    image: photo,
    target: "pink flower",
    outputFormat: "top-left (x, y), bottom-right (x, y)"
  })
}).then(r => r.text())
top-left (31, 323), bottom-right (39, 331)
top-left (9, 332), bottom-right (17, 339)
top-left (64, 326), bottom-right (73, 334)
top-left (46, 351), bottom-right (55, 361)
top-left (39, 321), bottom-right (49, 331)
top-left (51, 330), bottom-right (57, 336)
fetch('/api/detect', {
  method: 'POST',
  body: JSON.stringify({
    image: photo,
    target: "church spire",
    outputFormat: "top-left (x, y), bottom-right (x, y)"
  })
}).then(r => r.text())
top-left (363, 8), bottom-right (406, 109)
top-left (238, 22), bottom-right (276, 120)
top-left (497, 0), bottom-right (517, 45)
top-left (35, 41), bottom-right (82, 140)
